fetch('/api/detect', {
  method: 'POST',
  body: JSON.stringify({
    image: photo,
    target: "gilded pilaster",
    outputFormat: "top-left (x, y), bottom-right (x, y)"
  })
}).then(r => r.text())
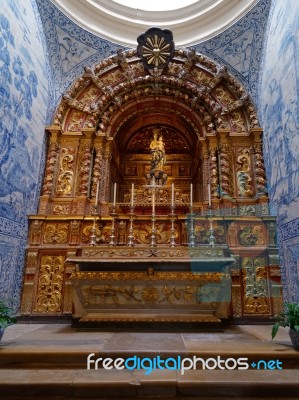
top-left (34, 255), bottom-right (65, 313)
top-left (56, 132), bottom-right (82, 197)
top-left (20, 251), bottom-right (39, 315)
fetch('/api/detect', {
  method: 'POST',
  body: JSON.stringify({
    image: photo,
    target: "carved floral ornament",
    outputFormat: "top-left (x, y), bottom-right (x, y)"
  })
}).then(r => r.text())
top-left (53, 46), bottom-right (260, 140)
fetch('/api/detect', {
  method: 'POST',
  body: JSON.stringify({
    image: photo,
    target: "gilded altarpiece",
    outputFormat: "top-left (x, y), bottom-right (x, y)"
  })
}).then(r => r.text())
top-left (21, 45), bottom-right (282, 324)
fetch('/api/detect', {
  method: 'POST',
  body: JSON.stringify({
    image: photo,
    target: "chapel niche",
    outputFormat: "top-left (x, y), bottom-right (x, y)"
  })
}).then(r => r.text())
top-left (20, 40), bottom-right (281, 324)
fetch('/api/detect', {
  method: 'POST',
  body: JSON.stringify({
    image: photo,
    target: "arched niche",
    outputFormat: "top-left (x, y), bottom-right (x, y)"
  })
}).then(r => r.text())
top-left (43, 48), bottom-right (266, 215)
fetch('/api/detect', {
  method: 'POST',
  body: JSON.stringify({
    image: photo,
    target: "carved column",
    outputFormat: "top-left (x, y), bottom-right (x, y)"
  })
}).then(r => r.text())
top-left (218, 129), bottom-right (232, 198)
top-left (201, 141), bottom-right (210, 205)
top-left (99, 141), bottom-right (113, 216)
top-left (208, 137), bottom-right (219, 199)
top-left (91, 136), bottom-right (112, 215)
top-left (91, 146), bottom-right (103, 199)
top-left (77, 129), bottom-right (94, 197)
top-left (252, 130), bottom-right (267, 197)
top-left (39, 127), bottom-right (61, 214)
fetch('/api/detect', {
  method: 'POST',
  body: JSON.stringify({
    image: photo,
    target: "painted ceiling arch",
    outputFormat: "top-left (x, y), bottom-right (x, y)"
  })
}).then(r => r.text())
top-left (53, 48), bottom-right (260, 154)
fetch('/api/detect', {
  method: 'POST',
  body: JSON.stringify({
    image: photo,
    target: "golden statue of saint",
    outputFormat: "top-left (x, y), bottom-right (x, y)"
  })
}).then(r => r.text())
top-left (150, 129), bottom-right (166, 172)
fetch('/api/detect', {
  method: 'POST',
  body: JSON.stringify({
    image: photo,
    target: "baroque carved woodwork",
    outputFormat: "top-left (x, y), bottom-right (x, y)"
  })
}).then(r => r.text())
top-left (34, 255), bottom-right (65, 313)
top-left (21, 44), bottom-right (281, 322)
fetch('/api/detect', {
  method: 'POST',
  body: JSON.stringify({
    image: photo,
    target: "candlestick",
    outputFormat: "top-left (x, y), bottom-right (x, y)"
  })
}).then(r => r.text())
top-left (171, 183), bottom-right (174, 207)
top-left (190, 183), bottom-right (193, 208)
top-left (131, 183), bottom-right (134, 207)
top-left (208, 183), bottom-right (211, 207)
top-left (152, 189), bottom-right (155, 215)
top-left (95, 180), bottom-right (99, 205)
top-left (113, 183), bottom-right (117, 206)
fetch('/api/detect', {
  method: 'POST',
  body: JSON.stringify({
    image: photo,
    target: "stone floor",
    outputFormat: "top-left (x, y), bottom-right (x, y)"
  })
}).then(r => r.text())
top-left (0, 323), bottom-right (298, 399)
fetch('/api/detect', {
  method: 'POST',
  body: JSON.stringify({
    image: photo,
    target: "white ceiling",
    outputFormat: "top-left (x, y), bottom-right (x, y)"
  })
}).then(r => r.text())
top-left (50, 0), bottom-right (259, 46)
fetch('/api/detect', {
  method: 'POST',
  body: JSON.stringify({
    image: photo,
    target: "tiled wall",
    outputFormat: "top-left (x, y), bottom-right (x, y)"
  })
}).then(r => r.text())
top-left (259, 0), bottom-right (299, 301)
top-left (193, 0), bottom-right (271, 106)
top-left (0, 0), bottom-right (50, 308)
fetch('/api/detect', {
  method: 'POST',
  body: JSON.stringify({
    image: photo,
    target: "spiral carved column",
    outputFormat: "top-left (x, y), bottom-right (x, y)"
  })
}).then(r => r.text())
top-left (78, 144), bottom-right (92, 196)
top-left (253, 135), bottom-right (267, 196)
top-left (91, 147), bottom-right (103, 199)
top-left (209, 140), bottom-right (219, 200)
top-left (219, 143), bottom-right (232, 197)
top-left (41, 131), bottom-right (60, 196)
top-left (201, 141), bottom-right (210, 205)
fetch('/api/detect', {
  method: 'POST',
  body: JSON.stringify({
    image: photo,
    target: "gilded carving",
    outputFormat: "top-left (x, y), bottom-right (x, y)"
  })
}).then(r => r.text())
top-left (83, 285), bottom-right (139, 304)
top-left (209, 147), bottom-right (219, 199)
top-left (244, 297), bottom-right (269, 314)
top-left (25, 251), bottom-right (39, 269)
top-left (72, 271), bottom-right (224, 282)
top-left (231, 284), bottom-right (242, 318)
top-left (63, 281), bottom-right (73, 314)
top-left (70, 220), bottom-right (81, 245)
top-left (21, 282), bottom-right (35, 315)
top-left (214, 86), bottom-right (235, 107)
top-left (141, 286), bottom-right (160, 303)
top-left (219, 143), bottom-right (233, 197)
top-left (53, 204), bottom-right (71, 215)
top-left (134, 223), bottom-right (171, 244)
top-left (79, 85), bottom-right (100, 106)
top-left (23, 49), bottom-right (281, 323)
top-left (236, 149), bottom-right (253, 197)
top-left (82, 223), bottom-right (110, 244)
top-left (254, 143), bottom-right (267, 195)
top-left (81, 283), bottom-right (197, 305)
top-left (78, 145), bottom-right (92, 195)
top-left (91, 148), bottom-right (103, 197)
top-left (34, 255), bottom-right (65, 313)
top-left (194, 223), bottom-right (225, 245)
top-left (230, 111), bottom-right (246, 133)
top-left (101, 70), bottom-right (123, 86)
top-left (239, 225), bottom-right (265, 246)
top-left (117, 220), bottom-right (127, 245)
top-left (30, 220), bottom-right (43, 245)
top-left (56, 148), bottom-right (76, 195)
top-left (42, 141), bottom-right (58, 195)
top-left (242, 257), bottom-right (270, 314)
top-left (67, 110), bottom-right (86, 131)
top-left (43, 223), bottom-right (68, 244)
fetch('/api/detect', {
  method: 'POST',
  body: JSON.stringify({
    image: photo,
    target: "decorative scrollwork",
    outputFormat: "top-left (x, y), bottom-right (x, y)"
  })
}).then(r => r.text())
top-left (242, 257), bottom-right (270, 314)
top-left (56, 148), bottom-right (76, 195)
top-left (34, 255), bottom-right (65, 313)
top-left (44, 223), bottom-right (68, 244)
top-left (236, 149), bottom-right (253, 197)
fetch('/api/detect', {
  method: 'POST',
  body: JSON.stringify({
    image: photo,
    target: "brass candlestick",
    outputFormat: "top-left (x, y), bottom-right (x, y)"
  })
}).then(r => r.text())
top-left (208, 206), bottom-right (215, 247)
top-left (188, 206), bottom-right (196, 247)
top-left (109, 205), bottom-right (117, 246)
top-left (90, 204), bottom-right (98, 246)
top-left (169, 205), bottom-right (176, 247)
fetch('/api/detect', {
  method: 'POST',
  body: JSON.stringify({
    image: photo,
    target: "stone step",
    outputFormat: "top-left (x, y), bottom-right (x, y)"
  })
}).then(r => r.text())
top-left (0, 368), bottom-right (298, 398)
top-left (1, 345), bottom-right (299, 369)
